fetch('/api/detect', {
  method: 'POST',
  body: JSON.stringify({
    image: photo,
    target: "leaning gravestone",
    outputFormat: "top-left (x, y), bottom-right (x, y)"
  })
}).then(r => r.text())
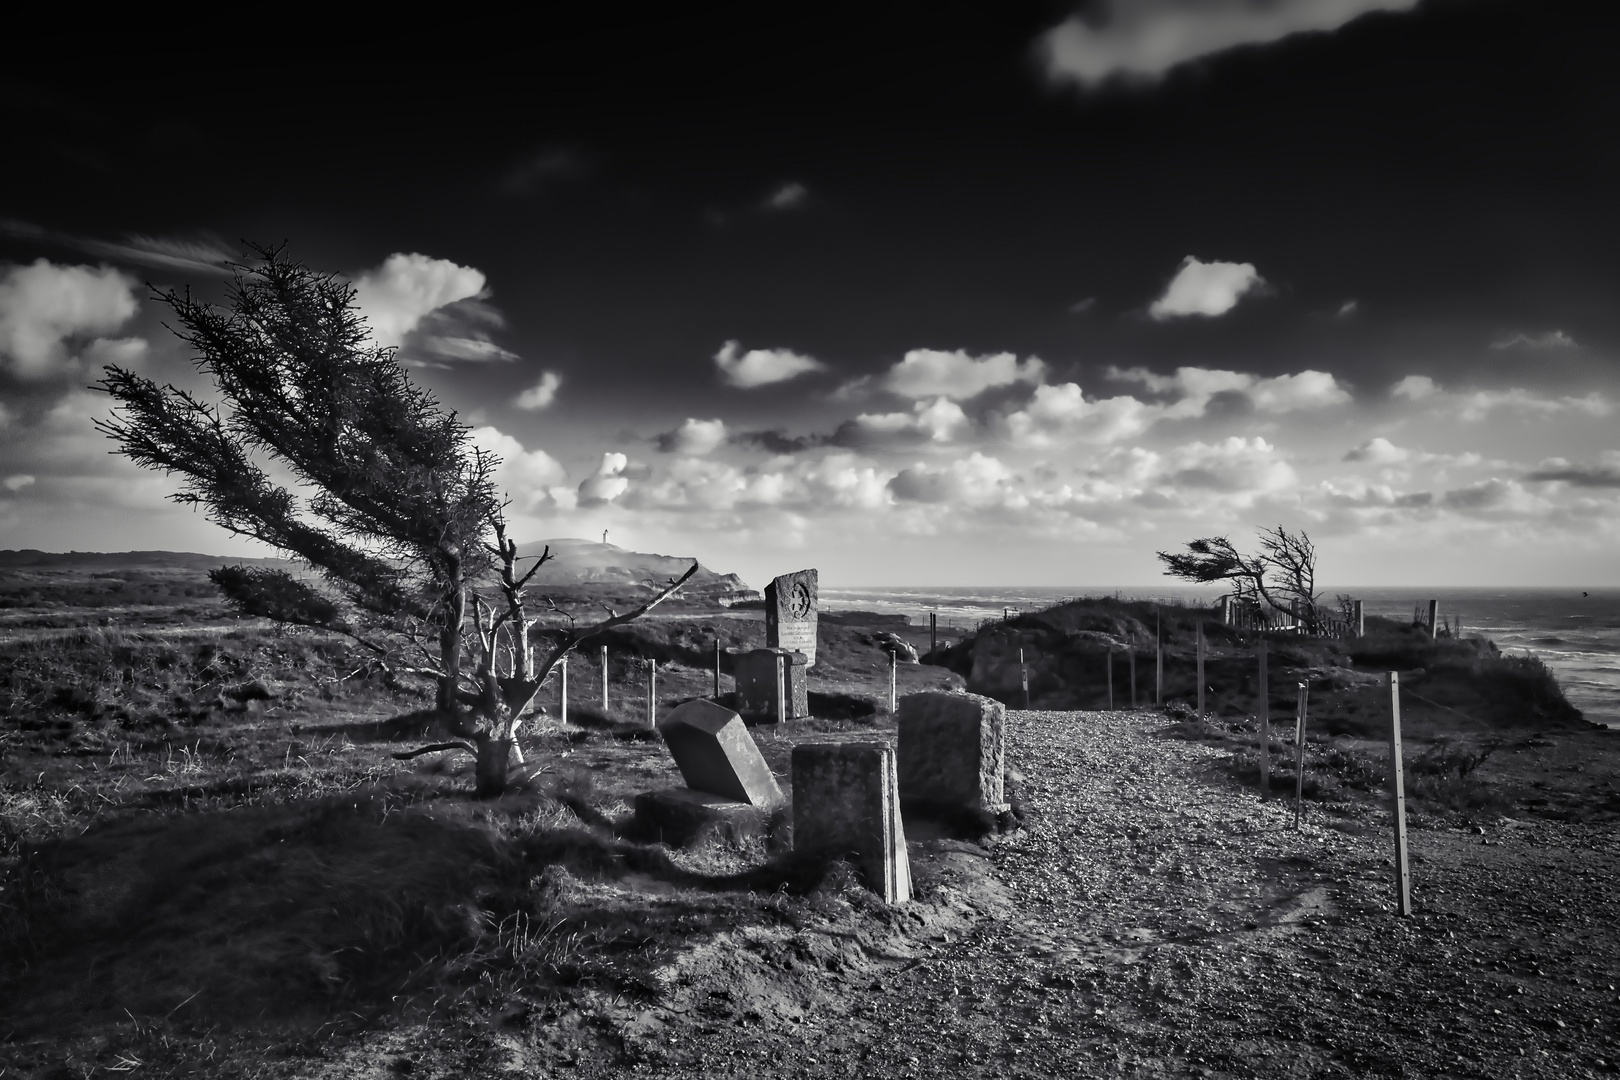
top-left (765, 568), bottom-right (818, 668)
top-left (896, 691), bottom-right (1008, 816)
top-left (633, 698), bottom-right (783, 845)
top-left (735, 648), bottom-right (809, 720)
top-left (792, 741), bottom-right (911, 904)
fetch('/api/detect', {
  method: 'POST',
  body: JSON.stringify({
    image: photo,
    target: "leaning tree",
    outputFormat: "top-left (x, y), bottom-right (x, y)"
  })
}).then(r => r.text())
top-left (1155, 525), bottom-right (1323, 630)
top-left (95, 244), bottom-right (693, 796)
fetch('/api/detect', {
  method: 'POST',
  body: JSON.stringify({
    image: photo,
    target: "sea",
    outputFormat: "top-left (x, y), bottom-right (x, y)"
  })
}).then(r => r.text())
top-left (818, 585), bottom-right (1620, 729)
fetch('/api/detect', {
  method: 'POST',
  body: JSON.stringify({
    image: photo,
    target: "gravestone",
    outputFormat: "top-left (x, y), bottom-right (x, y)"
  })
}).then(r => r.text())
top-left (792, 741), bottom-right (911, 904)
top-left (896, 691), bottom-right (1008, 815)
top-left (656, 698), bottom-right (783, 805)
top-left (735, 648), bottom-right (809, 720)
top-left (634, 698), bottom-right (783, 846)
top-left (765, 568), bottom-right (818, 668)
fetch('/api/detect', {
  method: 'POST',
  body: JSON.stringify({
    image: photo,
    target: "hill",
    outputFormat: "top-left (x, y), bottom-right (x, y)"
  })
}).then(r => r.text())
top-left (514, 538), bottom-right (755, 604)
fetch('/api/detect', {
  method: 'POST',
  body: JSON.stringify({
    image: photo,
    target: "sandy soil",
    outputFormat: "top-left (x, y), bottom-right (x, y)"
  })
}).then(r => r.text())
top-left (274, 709), bottom-right (1619, 1080)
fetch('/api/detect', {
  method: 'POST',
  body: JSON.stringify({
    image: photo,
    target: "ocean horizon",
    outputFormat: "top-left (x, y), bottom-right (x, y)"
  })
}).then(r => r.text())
top-left (818, 585), bottom-right (1620, 729)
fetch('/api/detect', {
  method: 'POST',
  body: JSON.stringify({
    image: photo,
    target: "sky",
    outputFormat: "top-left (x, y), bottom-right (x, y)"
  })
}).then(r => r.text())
top-left (2, 1), bottom-right (1618, 589)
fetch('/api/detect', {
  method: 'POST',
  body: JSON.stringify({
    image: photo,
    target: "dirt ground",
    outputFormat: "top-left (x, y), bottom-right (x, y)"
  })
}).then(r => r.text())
top-left (25, 709), bottom-right (1598, 1080)
top-left (3, 568), bottom-right (1618, 1078)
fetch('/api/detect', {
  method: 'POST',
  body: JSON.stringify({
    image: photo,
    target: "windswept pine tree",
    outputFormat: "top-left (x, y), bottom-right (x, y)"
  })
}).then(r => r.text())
top-left (95, 244), bottom-right (693, 795)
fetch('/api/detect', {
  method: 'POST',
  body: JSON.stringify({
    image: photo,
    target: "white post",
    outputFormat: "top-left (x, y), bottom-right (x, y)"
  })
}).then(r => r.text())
top-left (1352, 599), bottom-right (1364, 638)
top-left (1128, 645), bottom-right (1136, 708)
top-left (1155, 609), bottom-right (1163, 706)
top-left (1196, 621), bottom-right (1205, 718)
top-left (560, 657), bottom-right (568, 725)
top-left (1258, 642), bottom-right (1270, 797)
top-left (776, 653), bottom-right (788, 722)
top-left (1427, 599), bottom-right (1439, 639)
top-left (1106, 644), bottom-right (1114, 710)
top-left (648, 659), bottom-right (657, 728)
top-left (1388, 672), bottom-right (1412, 916)
top-left (889, 649), bottom-right (897, 713)
top-left (601, 646), bottom-right (608, 711)
top-left (1294, 682), bottom-right (1308, 829)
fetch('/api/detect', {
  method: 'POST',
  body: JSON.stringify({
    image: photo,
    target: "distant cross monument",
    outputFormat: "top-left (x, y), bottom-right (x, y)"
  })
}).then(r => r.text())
top-left (602, 529), bottom-right (609, 545)
top-left (765, 568), bottom-right (818, 668)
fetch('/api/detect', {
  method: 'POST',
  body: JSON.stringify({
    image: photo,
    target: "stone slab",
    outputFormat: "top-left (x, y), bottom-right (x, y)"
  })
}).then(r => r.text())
top-left (765, 568), bottom-right (818, 667)
top-left (735, 648), bottom-right (809, 721)
top-left (633, 788), bottom-right (763, 848)
top-left (896, 691), bottom-right (1006, 813)
top-left (657, 698), bottom-right (784, 806)
top-left (791, 741), bottom-right (911, 904)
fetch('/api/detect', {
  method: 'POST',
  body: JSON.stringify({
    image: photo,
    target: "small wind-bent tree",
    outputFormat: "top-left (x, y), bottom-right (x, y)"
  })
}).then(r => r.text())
top-left (94, 244), bottom-right (693, 796)
top-left (1156, 526), bottom-right (1324, 631)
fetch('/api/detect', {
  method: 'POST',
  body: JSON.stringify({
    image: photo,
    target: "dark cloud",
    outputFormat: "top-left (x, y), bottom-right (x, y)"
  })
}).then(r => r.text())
top-left (1526, 462), bottom-right (1620, 488)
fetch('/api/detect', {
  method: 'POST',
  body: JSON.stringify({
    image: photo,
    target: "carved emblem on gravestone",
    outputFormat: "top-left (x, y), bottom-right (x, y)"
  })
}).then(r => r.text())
top-left (765, 568), bottom-right (818, 667)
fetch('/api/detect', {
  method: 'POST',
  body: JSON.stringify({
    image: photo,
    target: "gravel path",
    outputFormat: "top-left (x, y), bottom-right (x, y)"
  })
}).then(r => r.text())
top-left (667, 708), bottom-right (1620, 1079)
top-left (321, 708), bottom-right (1619, 1079)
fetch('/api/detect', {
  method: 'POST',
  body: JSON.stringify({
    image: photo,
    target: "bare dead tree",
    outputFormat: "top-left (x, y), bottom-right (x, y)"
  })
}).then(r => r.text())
top-left (1156, 526), bottom-right (1323, 628)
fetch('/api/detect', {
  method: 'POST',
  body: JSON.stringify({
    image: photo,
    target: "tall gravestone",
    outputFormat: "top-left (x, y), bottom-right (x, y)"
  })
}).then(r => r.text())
top-left (765, 568), bottom-right (818, 668)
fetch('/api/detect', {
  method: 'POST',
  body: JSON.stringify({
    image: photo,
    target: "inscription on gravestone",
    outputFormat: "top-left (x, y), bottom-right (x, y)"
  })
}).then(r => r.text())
top-left (765, 568), bottom-right (818, 668)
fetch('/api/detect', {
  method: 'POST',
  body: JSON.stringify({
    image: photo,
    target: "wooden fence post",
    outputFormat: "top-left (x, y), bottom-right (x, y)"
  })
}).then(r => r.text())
top-left (1196, 621), bottom-right (1206, 718)
top-left (601, 646), bottom-right (609, 712)
top-left (889, 649), bottom-right (897, 713)
top-left (560, 657), bottom-right (568, 725)
top-left (1294, 682), bottom-right (1308, 829)
top-left (1352, 599), bottom-right (1364, 638)
top-left (1107, 644), bottom-right (1114, 710)
top-left (930, 612), bottom-right (937, 657)
top-left (1387, 672), bottom-right (1412, 916)
top-left (1129, 645), bottom-right (1137, 708)
top-left (713, 639), bottom-right (721, 699)
top-left (1019, 647), bottom-right (1030, 710)
top-left (648, 659), bottom-right (657, 728)
top-left (1257, 642), bottom-right (1270, 796)
top-left (1427, 599), bottom-right (1439, 639)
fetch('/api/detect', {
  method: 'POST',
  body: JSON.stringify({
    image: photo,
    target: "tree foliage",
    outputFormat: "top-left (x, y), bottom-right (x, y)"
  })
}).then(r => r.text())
top-left (95, 244), bottom-right (693, 794)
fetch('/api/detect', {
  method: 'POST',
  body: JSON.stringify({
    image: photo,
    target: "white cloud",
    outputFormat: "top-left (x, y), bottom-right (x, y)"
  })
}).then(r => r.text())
top-left (515, 371), bottom-right (563, 411)
top-left (1248, 370), bottom-right (1351, 411)
top-left (1108, 365), bottom-right (1349, 417)
top-left (1156, 436), bottom-right (1297, 501)
top-left (1343, 436), bottom-right (1409, 465)
top-left (1038, 0), bottom-right (1419, 88)
top-left (1148, 256), bottom-right (1265, 320)
top-left (352, 253), bottom-right (488, 348)
top-left (841, 397), bottom-right (971, 448)
top-left (3, 474), bottom-right (34, 492)
top-left (0, 260), bottom-right (140, 379)
top-left (766, 182), bottom-right (809, 210)
top-left (1391, 375), bottom-right (1437, 401)
top-left (469, 426), bottom-right (572, 512)
top-left (1445, 388), bottom-right (1612, 423)
top-left (888, 452), bottom-right (1022, 508)
top-left (882, 349), bottom-right (1045, 399)
top-left (1003, 383), bottom-right (1155, 446)
top-left (713, 340), bottom-right (826, 388)
top-left (578, 452), bottom-right (630, 505)
top-left (1337, 300), bottom-right (1359, 318)
top-left (1490, 329), bottom-right (1578, 351)
top-left (664, 418), bottom-right (729, 455)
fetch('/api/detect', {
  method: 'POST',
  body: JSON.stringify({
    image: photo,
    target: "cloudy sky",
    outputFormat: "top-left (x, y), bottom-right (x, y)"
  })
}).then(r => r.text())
top-left (2, 2), bottom-right (1618, 588)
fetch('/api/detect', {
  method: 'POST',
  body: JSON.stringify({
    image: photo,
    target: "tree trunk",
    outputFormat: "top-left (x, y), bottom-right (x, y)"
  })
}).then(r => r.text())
top-left (475, 736), bottom-right (514, 798)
